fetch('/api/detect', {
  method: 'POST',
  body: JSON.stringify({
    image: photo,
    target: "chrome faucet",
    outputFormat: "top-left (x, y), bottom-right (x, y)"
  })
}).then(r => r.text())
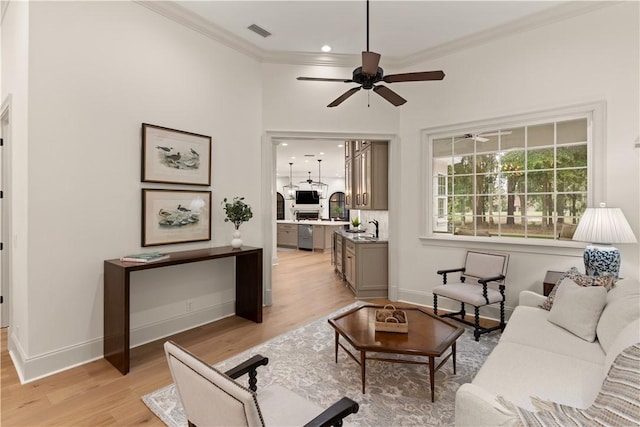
top-left (369, 220), bottom-right (379, 239)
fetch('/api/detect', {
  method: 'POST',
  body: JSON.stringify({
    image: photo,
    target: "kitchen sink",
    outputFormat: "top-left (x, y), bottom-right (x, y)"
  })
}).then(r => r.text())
top-left (351, 235), bottom-right (377, 241)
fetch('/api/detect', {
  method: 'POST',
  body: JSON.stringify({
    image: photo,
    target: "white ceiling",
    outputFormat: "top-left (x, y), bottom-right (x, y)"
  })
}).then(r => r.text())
top-left (159, 1), bottom-right (594, 179)
top-left (178, 1), bottom-right (565, 60)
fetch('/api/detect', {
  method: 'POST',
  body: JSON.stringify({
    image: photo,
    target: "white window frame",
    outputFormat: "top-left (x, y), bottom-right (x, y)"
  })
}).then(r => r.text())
top-left (420, 101), bottom-right (606, 248)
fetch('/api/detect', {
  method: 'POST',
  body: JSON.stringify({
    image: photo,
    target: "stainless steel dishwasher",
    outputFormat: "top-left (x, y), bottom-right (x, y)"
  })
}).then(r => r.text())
top-left (297, 224), bottom-right (313, 250)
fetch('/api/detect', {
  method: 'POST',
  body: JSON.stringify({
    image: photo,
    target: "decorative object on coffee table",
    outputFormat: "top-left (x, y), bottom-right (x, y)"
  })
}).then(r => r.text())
top-left (375, 304), bottom-right (408, 333)
top-left (572, 203), bottom-right (637, 280)
top-left (222, 196), bottom-right (253, 248)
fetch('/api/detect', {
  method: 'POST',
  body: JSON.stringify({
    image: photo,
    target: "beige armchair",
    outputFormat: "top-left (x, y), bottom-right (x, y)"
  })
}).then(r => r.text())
top-left (432, 250), bottom-right (509, 341)
top-left (164, 341), bottom-right (359, 427)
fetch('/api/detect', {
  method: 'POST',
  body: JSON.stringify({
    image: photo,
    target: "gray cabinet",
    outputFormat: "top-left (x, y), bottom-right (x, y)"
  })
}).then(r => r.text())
top-left (334, 232), bottom-right (388, 298)
top-left (277, 223), bottom-right (298, 248)
top-left (345, 140), bottom-right (388, 210)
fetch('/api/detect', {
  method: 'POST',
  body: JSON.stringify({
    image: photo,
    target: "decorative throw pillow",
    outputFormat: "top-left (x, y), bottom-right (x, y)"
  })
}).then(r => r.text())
top-left (539, 267), bottom-right (614, 311)
top-left (547, 279), bottom-right (607, 342)
top-left (497, 343), bottom-right (640, 426)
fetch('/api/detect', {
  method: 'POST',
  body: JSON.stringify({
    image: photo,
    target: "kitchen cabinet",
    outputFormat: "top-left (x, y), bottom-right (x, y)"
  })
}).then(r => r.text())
top-left (346, 140), bottom-right (388, 210)
top-left (333, 232), bottom-right (343, 276)
top-left (334, 232), bottom-right (388, 298)
top-left (277, 223), bottom-right (298, 248)
top-left (312, 224), bottom-right (344, 252)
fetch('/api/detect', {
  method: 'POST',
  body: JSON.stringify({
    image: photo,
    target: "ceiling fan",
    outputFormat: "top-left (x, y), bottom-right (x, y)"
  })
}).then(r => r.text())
top-left (458, 131), bottom-right (513, 143)
top-left (299, 160), bottom-right (328, 185)
top-left (296, 0), bottom-right (445, 107)
top-left (300, 171), bottom-right (317, 185)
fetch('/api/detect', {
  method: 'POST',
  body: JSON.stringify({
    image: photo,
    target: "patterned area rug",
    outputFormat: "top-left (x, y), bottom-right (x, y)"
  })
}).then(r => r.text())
top-left (142, 303), bottom-right (499, 426)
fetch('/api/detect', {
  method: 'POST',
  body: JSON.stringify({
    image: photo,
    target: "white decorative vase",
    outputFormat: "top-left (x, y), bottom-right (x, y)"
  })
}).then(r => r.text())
top-left (231, 230), bottom-right (243, 248)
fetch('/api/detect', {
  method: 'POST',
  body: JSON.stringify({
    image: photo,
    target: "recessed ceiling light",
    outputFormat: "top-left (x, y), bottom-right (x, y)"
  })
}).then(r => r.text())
top-left (281, 142), bottom-right (288, 146)
top-left (338, 144), bottom-right (344, 148)
top-left (321, 45), bottom-right (332, 53)
top-left (319, 152), bottom-right (325, 155)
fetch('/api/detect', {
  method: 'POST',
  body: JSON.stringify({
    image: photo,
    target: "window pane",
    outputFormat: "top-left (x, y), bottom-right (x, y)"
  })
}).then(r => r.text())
top-left (557, 169), bottom-right (587, 192)
top-left (527, 195), bottom-right (554, 218)
top-left (527, 171), bottom-right (554, 193)
top-left (452, 156), bottom-right (473, 174)
top-left (453, 175), bottom-right (474, 194)
top-left (557, 118), bottom-right (587, 145)
top-left (433, 138), bottom-right (453, 156)
top-left (527, 147), bottom-right (554, 170)
top-left (501, 127), bottom-right (525, 150)
top-left (478, 134), bottom-right (499, 153)
top-left (453, 138), bottom-right (474, 155)
top-left (557, 193), bottom-right (587, 217)
top-left (528, 123), bottom-right (554, 148)
top-left (527, 216), bottom-right (555, 239)
top-left (476, 154), bottom-right (497, 174)
top-left (557, 144), bottom-right (587, 168)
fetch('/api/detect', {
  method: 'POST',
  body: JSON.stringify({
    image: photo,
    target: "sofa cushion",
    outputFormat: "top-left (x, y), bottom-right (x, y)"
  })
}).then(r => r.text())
top-left (496, 343), bottom-right (640, 427)
top-left (472, 342), bottom-right (604, 410)
top-left (597, 294), bottom-right (640, 354)
top-left (603, 319), bottom-right (640, 375)
top-left (540, 268), bottom-right (614, 311)
top-left (500, 306), bottom-right (605, 364)
top-left (547, 279), bottom-right (607, 342)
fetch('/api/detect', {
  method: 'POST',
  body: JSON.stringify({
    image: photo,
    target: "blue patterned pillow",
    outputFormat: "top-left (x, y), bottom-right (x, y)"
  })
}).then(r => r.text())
top-left (540, 267), bottom-right (615, 311)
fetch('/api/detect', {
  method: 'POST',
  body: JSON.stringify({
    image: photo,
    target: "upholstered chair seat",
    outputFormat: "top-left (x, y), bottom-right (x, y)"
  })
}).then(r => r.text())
top-left (164, 341), bottom-right (359, 427)
top-left (432, 251), bottom-right (510, 341)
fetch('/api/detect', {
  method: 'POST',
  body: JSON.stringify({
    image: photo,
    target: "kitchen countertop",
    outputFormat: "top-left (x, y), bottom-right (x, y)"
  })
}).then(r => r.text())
top-left (336, 229), bottom-right (388, 244)
top-left (277, 220), bottom-right (350, 226)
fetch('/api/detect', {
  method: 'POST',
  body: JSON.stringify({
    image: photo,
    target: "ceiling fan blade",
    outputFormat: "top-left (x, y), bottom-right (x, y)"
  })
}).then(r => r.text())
top-left (383, 70), bottom-right (445, 83)
top-left (362, 51), bottom-right (381, 76)
top-left (297, 77), bottom-right (354, 83)
top-left (327, 87), bottom-right (361, 108)
top-left (373, 85), bottom-right (406, 106)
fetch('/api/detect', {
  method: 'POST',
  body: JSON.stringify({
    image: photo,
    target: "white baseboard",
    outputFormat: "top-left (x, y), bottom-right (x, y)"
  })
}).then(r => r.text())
top-left (10, 302), bottom-right (235, 384)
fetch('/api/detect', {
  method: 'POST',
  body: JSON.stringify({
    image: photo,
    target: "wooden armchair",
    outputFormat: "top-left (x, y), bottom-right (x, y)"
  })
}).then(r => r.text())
top-left (432, 251), bottom-right (509, 341)
top-left (164, 341), bottom-right (359, 427)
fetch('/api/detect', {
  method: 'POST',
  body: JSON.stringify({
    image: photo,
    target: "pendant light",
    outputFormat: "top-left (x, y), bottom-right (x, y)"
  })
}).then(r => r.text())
top-left (282, 162), bottom-right (299, 200)
top-left (311, 159), bottom-right (329, 199)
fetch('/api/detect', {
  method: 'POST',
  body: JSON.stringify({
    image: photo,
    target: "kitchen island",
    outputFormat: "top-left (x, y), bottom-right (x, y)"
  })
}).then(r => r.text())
top-left (334, 230), bottom-right (388, 298)
top-left (276, 220), bottom-right (349, 252)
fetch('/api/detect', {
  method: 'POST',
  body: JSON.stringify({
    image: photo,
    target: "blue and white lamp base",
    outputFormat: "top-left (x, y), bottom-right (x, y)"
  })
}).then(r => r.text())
top-left (583, 244), bottom-right (621, 280)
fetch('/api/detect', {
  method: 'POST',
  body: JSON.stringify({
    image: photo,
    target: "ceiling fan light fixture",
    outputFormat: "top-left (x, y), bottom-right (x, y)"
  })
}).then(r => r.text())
top-left (296, 0), bottom-right (445, 107)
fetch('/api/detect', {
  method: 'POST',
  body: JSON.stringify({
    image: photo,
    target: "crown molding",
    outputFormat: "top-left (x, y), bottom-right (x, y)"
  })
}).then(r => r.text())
top-left (134, 0), bottom-right (264, 60)
top-left (136, 1), bottom-right (619, 69)
top-left (393, 1), bottom-right (619, 68)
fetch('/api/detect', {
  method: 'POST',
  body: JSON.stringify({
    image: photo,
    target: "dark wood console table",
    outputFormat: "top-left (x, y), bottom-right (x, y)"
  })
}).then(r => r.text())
top-left (103, 246), bottom-right (263, 374)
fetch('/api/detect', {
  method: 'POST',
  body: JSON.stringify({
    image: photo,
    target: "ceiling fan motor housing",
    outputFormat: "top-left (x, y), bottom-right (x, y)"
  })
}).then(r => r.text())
top-left (352, 66), bottom-right (384, 89)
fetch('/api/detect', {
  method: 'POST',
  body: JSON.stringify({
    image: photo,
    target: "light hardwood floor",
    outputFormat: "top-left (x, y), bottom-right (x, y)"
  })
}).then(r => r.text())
top-left (0, 250), bottom-right (364, 426)
top-left (1, 249), bottom-right (497, 426)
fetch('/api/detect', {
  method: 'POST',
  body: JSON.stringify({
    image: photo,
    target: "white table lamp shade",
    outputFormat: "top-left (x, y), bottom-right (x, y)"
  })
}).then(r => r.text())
top-left (573, 204), bottom-right (637, 279)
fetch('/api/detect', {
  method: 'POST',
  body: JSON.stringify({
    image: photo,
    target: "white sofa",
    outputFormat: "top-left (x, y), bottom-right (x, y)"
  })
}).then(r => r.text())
top-left (455, 276), bottom-right (640, 426)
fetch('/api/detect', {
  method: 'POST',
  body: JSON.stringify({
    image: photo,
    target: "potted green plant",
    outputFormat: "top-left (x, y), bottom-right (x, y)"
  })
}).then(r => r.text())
top-left (222, 197), bottom-right (253, 248)
top-left (351, 217), bottom-right (361, 230)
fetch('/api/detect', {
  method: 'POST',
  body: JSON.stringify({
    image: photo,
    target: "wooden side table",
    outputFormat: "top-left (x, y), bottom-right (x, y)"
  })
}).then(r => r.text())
top-left (543, 270), bottom-right (565, 296)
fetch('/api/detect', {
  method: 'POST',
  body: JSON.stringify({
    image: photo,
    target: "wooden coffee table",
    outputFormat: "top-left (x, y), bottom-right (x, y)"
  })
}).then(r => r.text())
top-left (328, 304), bottom-right (464, 402)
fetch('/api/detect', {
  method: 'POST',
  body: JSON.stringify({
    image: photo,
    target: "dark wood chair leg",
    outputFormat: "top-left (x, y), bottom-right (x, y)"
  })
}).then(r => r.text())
top-left (433, 294), bottom-right (438, 315)
top-left (474, 307), bottom-right (481, 341)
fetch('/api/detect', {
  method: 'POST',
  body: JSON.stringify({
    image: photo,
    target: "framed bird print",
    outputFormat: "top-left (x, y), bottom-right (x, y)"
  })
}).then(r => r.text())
top-left (142, 189), bottom-right (212, 246)
top-left (141, 123), bottom-right (212, 186)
